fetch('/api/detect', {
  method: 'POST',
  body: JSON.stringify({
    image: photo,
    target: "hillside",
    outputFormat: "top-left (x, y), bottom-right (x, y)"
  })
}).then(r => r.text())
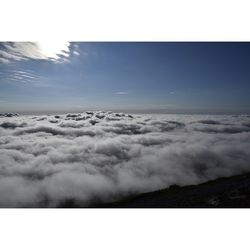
top-left (98, 173), bottom-right (250, 208)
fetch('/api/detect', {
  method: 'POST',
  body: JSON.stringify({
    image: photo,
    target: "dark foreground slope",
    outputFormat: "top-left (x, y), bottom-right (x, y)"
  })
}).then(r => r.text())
top-left (97, 173), bottom-right (250, 208)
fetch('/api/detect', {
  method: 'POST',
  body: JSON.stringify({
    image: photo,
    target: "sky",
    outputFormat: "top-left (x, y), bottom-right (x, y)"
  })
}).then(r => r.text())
top-left (0, 42), bottom-right (250, 114)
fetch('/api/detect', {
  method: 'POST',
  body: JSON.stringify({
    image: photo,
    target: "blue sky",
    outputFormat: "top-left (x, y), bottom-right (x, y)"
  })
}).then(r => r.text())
top-left (0, 42), bottom-right (250, 114)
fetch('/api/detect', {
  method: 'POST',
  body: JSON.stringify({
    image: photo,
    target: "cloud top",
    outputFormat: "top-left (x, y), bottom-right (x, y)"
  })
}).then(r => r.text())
top-left (0, 111), bottom-right (250, 207)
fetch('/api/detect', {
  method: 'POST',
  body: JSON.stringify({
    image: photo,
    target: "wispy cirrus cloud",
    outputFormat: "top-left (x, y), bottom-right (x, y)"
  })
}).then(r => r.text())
top-left (0, 42), bottom-right (71, 63)
top-left (115, 91), bottom-right (128, 95)
top-left (73, 51), bottom-right (80, 56)
top-left (10, 70), bottom-right (37, 82)
top-left (0, 68), bottom-right (39, 85)
top-left (0, 68), bottom-right (51, 87)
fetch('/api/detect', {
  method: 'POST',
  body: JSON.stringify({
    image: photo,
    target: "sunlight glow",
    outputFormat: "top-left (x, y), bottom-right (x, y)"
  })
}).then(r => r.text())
top-left (36, 41), bottom-right (70, 59)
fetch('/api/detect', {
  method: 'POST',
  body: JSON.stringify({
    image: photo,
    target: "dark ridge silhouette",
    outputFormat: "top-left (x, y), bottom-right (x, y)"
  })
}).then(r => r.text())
top-left (95, 172), bottom-right (250, 208)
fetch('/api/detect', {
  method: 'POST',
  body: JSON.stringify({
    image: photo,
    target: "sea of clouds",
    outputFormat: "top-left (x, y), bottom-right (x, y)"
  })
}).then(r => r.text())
top-left (0, 111), bottom-right (250, 207)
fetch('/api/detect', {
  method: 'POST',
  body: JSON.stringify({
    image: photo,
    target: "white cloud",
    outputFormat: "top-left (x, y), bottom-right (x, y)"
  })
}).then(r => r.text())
top-left (115, 92), bottom-right (128, 95)
top-left (0, 57), bottom-right (9, 63)
top-left (0, 42), bottom-right (71, 63)
top-left (73, 51), bottom-right (80, 56)
top-left (0, 112), bottom-right (250, 207)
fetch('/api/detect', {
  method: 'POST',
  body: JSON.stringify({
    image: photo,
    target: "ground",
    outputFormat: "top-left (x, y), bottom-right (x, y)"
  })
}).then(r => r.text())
top-left (97, 173), bottom-right (250, 208)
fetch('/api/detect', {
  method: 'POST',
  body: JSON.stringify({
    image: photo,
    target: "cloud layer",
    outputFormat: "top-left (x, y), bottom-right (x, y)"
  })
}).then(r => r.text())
top-left (0, 112), bottom-right (250, 207)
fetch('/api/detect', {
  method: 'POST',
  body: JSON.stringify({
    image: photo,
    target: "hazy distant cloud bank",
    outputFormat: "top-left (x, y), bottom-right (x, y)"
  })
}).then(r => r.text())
top-left (0, 111), bottom-right (250, 207)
